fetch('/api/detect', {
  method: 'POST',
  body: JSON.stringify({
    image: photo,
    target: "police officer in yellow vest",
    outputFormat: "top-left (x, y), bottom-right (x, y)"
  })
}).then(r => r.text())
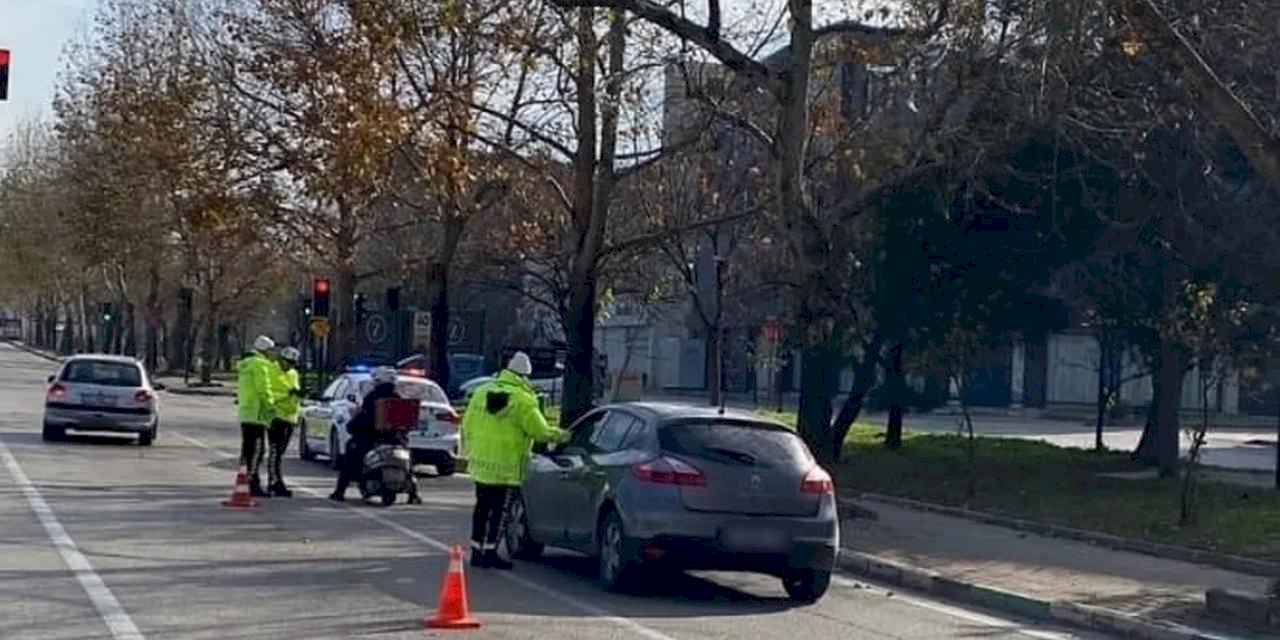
top-left (267, 346), bottom-right (303, 497)
top-left (237, 336), bottom-right (277, 497)
top-left (461, 352), bottom-right (568, 569)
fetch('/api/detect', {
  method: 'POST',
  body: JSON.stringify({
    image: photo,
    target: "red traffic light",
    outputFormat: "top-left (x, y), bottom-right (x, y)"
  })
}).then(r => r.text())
top-left (0, 49), bottom-right (10, 102)
top-left (314, 278), bottom-right (330, 294)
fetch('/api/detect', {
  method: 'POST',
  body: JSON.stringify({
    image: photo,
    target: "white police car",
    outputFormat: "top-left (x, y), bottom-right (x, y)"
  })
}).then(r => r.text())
top-left (298, 367), bottom-right (462, 475)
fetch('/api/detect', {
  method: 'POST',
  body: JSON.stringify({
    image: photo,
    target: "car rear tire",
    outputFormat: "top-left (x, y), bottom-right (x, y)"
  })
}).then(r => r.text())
top-left (597, 510), bottom-right (638, 592)
top-left (41, 422), bottom-right (64, 442)
top-left (299, 422), bottom-right (314, 461)
top-left (379, 489), bottom-right (396, 507)
top-left (138, 425), bottom-right (156, 447)
top-left (506, 494), bottom-right (544, 560)
top-left (782, 569), bottom-right (831, 603)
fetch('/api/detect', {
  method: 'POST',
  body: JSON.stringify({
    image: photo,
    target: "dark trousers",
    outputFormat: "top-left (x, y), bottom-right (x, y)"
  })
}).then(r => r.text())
top-left (267, 419), bottom-right (294, 488)
top-left (332, 439), bottom-right (368, 497)
top-left (471, 483), bottom-right (513, 551)
top-left (239, 423), bottom-right (267, 488)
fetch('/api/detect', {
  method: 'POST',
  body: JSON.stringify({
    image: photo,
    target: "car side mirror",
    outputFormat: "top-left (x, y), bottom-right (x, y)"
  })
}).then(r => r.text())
top-left (153, 383), bottom-right (167, 391)
top-left (551, 456), bottom-right (575, 469)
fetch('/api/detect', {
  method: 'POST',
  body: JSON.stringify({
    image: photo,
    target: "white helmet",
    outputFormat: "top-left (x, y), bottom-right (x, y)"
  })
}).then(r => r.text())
top-left (279, 347), bottom-right (301, 362)
top-left (507, 351), bottom-right (533, 376)
top-left (253, 335), bottom-right (275, 352)
top-left (372, 366), bottom-right (396, 385)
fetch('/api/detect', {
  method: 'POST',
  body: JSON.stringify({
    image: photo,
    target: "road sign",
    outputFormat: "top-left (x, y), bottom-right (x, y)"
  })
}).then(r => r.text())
top-left (365, 315), bottom-right (389, 345)
top-left (310, 318), bottom-right (330, 339)
top-left (413, 311), bottom-right (432, 346)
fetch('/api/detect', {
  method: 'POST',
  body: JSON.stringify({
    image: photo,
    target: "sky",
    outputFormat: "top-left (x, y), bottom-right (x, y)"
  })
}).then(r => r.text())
top-left (0, 0), bottom-right (99, 146)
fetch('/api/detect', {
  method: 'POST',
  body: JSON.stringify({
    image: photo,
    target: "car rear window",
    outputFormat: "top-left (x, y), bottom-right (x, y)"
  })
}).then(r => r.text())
top-left (61, 361), bottom-right (143, 387)
top-left (659, 420), bottom-right (814, 468)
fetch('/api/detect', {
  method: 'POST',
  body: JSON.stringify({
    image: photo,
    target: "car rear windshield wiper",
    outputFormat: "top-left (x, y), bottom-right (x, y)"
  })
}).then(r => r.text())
top-left (700, 446), bottom-right (758, 466)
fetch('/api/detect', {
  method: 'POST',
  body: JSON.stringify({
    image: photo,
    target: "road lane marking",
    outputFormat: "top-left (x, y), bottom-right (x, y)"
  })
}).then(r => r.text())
top-left (832, 576), bottom-right (1081, 640)
top-left (0, 437), bottom-right (145, 640)
top-left (174, 431), bottom-right (680, 640)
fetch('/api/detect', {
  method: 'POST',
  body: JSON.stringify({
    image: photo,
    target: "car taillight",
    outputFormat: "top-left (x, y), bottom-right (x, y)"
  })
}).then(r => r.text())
top-left (801, 467), bottom-right (834, 495)
top-left (47, 384), bottom-right (67, 401)
top-left (632, 457), bottom-right (706, 487)
top-left (134, 390), bottom-right (154, 403)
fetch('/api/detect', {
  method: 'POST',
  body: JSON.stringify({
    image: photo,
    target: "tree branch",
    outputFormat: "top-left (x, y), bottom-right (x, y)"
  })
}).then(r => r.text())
top-left (549, 0), bottom-right (775, 86)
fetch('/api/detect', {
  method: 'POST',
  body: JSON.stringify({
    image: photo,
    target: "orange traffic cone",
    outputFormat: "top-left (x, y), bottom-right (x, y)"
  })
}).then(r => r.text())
top-left (423, 545), bottom-right (482, 630)
top-left (221, 464), bottom-right (258, 509)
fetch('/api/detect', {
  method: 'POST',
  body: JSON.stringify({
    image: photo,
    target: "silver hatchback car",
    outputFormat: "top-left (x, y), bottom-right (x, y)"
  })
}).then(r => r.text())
top-left (43, 355), bottom-right (162, 445)
top-left (506, 402), bottom-right (839, 602)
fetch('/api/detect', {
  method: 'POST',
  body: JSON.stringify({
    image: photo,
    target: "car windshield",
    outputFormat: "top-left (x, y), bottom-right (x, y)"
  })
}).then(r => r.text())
top-left (61, 361), bottom-right (143, 387)
top-left (659, 420), bottom-right (813, 468)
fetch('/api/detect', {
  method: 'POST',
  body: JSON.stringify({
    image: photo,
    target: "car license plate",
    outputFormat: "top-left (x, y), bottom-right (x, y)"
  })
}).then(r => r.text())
top-left (721, 526), bottom-right (789, 553)
top-left (83, 393), bottom-right (115, 407)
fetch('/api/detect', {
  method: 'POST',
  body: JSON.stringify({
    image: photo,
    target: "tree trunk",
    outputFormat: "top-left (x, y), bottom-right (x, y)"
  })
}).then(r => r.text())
top-left (144, 264), bottom-right (160, 371)
top-left (123, 301), bottom-right (138, 357)
top-left (172, 288), bottom-right (193, 371)
top-left (798, 343), bottom-right (839, 464)
top-left (1154, 339), bottom-right (1188, 477)
top-left (426, 217), bottom-right (464, 392)
top-left (60, 301), bottom-right (76, 355)
top-left (200, 311), bottom-right (216, 385)
top-left (428, 260), bottom-right (452, 390)
top-left (561, 275), bottom-right (597, 426)
top-left (334, 257), bottom-right (357, 369)
top-left (1095, 343), bottom-right (1109, 451)
top-left (708, 327), bottom-right (723, 407)
top-left (831, 335), bottom-right (883, 457)
top-left (885, 343), bottom-right (906, 450)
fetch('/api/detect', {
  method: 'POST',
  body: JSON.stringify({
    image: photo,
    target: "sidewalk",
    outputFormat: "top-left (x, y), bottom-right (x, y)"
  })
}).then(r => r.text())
top-left (841, 499), bottom-right (1272, 639)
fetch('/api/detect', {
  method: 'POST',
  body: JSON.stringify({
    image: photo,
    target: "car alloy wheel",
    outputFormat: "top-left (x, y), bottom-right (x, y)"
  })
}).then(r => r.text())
top-left (506, 494), bottom-right (544, 560)
top-left (598, 511), bottom-right (633, 591)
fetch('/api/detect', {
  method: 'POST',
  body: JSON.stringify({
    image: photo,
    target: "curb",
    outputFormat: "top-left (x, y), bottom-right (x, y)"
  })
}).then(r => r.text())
top-left (2, 340), bottom-right (62, 363)
top-left (836, 550), bottom-right (1247, 640)
top-left (857, 493), bottom-right (1280, 578)
top-left (1206, 588), bottom-right (1280, 630)
top-left (166, 388), bottom-right (236, 398)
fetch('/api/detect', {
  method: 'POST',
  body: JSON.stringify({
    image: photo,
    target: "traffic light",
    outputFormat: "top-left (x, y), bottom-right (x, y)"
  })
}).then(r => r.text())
top-left (0, 49), bottom-right (9, 101)
top-left (312, 278), bottom-right (330, 318)
top-left (354, 293), bottom-right (368, 325)
top-left (100, 302), bottom-right (114, 323)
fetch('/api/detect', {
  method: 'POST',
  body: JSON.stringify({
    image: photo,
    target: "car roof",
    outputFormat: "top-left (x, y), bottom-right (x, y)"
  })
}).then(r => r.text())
top-left (63, 354), bottom-right (143, 366)
top-left (344, 371), bottom-right (445, 390)
top-left (606, 401), bottom-right (785, 426)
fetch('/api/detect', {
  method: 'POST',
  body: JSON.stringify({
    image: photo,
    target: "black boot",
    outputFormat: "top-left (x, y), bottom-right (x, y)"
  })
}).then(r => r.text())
top-left (270, 483), bottom-right (293, 498)
top-left (486, 549), bottom-right (514, 571)
top-left (249, 479), bottom-right (270, 498)
top-left (328, 490), bottom-right (346, 502)
top-left (470, 546), bottom-right (490, 569)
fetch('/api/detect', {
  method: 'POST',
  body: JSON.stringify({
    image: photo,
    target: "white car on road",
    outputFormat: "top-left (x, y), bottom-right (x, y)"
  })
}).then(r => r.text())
top-left (298, 370), bottom-right (462, 475)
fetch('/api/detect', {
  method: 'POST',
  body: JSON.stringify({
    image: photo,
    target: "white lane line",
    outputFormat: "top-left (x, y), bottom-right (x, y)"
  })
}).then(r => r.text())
top-left (0, 437), bottom-right (145, 640)
top-left (174, 431), bottom-right (679, 640)
top-left (832, 576), bottom-right (1080, 640)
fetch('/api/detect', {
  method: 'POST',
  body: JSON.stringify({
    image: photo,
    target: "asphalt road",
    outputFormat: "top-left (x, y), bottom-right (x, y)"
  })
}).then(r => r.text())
top-left (0, 342), bottom-right (1112, 640)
